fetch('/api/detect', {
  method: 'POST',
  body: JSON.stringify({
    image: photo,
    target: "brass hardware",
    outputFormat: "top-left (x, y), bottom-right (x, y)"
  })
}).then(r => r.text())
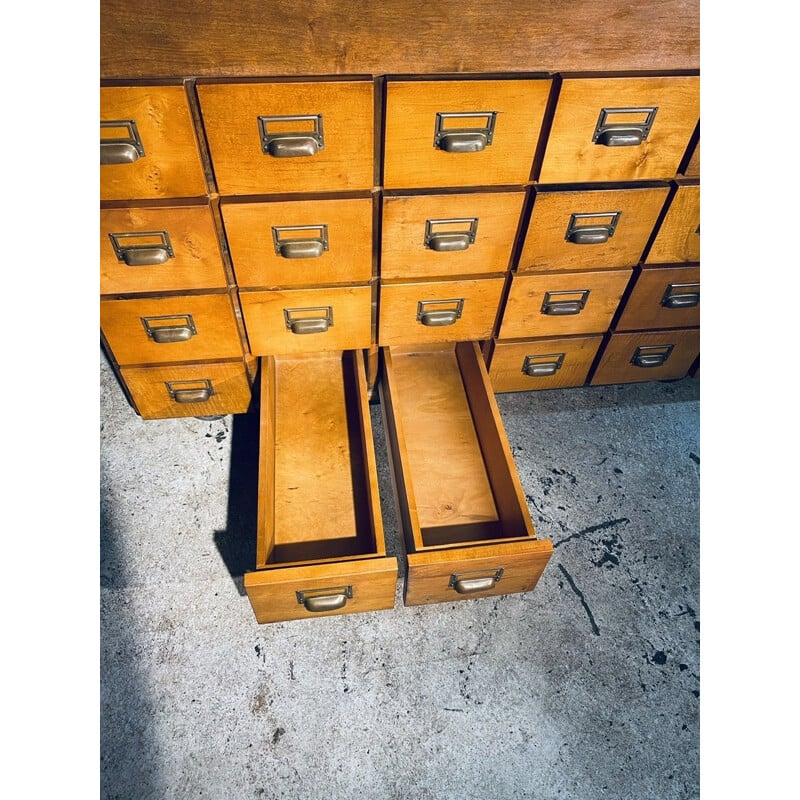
top-left (592, 106), bottom-right (658, 147)
top-left (416, 298), bottom-right (465, 327)
top-left (424, 218), bottom-right (479, 252)
top-left (449, 568), bottom-right (504, 594)
top-left (283, 306), bottom-right (334, 334)
top-left (272, 224), bottom-right (329, 259)
top-left (296, 585), bottom-right (353, 612)
top-left (541, 289), bottom-right (590, 316)
top-left (661, 282), bottom-right (700, 309)
top-left (141, 314), bottom-right (197, 344)
top-left (109, 230), bottom-right (174, 266)
top-left (565, 211), bottom-right (621, 245)
top-left (631, 343), bottom-right (674, 368)
top-left (166, 379), bottom-right (214, 404)
top-left (258, 114), bottom-right (324, 157)
top-left (522, 353), bottom-right (565, 377)
top-left (100, 119), bottom-right (145, 164)
top-left (434, 111), bottom-right (497, 153)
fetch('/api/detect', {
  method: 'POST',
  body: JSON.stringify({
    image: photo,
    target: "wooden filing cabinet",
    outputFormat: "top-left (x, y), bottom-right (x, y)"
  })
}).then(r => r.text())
top-left (100, 0), bottom-right (700, 622)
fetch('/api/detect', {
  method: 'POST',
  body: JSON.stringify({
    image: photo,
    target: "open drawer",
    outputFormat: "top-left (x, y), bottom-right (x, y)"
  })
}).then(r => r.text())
top-left (379, 341), bottom-right (553, 606)
top-left (243, 351), bottom-right (398, 623)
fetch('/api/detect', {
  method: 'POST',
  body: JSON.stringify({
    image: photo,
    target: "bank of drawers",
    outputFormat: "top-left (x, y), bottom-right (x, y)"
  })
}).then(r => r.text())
top-left (100, 71), bottom-right (699, 621)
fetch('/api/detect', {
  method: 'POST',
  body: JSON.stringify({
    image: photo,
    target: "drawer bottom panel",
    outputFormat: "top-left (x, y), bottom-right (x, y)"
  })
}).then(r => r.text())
top-left (590, 328), bottom-right (700, 385)
top-left (489, 335), bottom-right (603, 392)
top-left (120, 361), bottom-right (252, 419)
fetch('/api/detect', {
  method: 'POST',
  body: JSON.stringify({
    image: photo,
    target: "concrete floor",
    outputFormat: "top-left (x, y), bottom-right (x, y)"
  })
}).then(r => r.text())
top-left (100, 348), bottom-right (700, 800)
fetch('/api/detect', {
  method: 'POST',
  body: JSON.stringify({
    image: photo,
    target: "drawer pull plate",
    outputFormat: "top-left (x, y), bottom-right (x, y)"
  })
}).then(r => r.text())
top-left (424, 218), bottom-right (479, 252)
top-left (592, 106), bottom-right (658, 147)
top-left (296, 585), bottom-right (353, 613)
top-left (541, 289), bottom-right (590, 316)
top-left (259, 114), bottom-right (324, 157)
top-left (565, 211), bottom-right (621, 245)
top-left (166, 379), bottom-right (214, 404)
top-left (283, 305), bottom-right (334, 334)
top-left (661, 282), bottom-right (700, 309)
top-left (449, 568), bottom-right (504, 594)
top-left (100, 119), bottom-right (145, 164)
top-left (272, 224), bottom-right (329, 259)
top-left (522, 352), bottom-right (565, 377)
top-left (631, 343), bottom-right (674, 368)
top-left (141, 314), bottom-right (197, 344)
top-left (109, 230), bottom-right (174, 266)
top-left (434, 111), bottom-right (497, 153)
top-left (416, 298), bottom-right (465, 327)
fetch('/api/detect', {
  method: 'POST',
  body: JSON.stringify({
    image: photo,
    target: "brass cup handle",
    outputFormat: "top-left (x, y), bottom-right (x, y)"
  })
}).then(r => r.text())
top-left (596, 129), bottom-right (644, 147)
top-left (296, 586), bottom-right (352, 613)
top-left (662, 293), bottom-right (700, 309)
top-left (420, 310), bottom-right (459, 326)
top-left (438, 132), bottom-right (488, 153)
top-left (633, 353), bottom-right (668, 368)
top-left (427, 232), bottom-right (472, 252)
top-left (278, 240), bottom-right (325, 259)
top-left (171, 388), bottom-right (212, 404)
top-left (524, 361), bottom-right (559, 377)
top-left (568, 228), bottom-right (610, 245)
top-left (543, 300), bottom-right (582, 316)
top-left (121, 246), bottom-right (171, 266)
top-left (266, 136), bottom-right (320, 158)
top-left (100, 142), bottom-right (140, 164)
top-left (289, 318), bottom-right (330, 335)
top-left (449, 568), bottom-right (504, 594)
top-left (150, 325), bottom-right (194, 344)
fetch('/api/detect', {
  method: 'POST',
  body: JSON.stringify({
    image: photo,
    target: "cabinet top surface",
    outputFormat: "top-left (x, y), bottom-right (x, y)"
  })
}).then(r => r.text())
top-left (100, 0), bottom-right (700, 80)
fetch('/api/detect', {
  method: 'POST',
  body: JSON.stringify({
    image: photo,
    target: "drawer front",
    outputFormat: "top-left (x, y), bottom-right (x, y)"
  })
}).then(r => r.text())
top-left (120, 361), bottom-right (252, 419)
top-left (196, 80), bottom-right (374, 194)
top-left (498, 270), bottom-right (632, 339)
top-left (383, 78), bottom-right (552, 189)
top-left (100, 205), bottom-right (227, 294)
top-left (245, 559), bottom-right (398, 624)
top-left (100, 86), bottom-right (207, 200)
top-left (221, 197), bottom-right (373, 288)
top-left (381, 191), bottom-right (525, 279)
top-left (405, 543), bottom-right (552, 606)
top-left (239, 285), bottom-right (373, 355)
top-left (100, 293), bottom-right (244, 365)
top-left (489, 335), bottom-right (604, 392)
top-left (378, 277), bottom-right (505, 346)
top-left (538, 76), bottom-right (700, 183)
top-left (518, 186), bottom-right (670, 273)
top-left (590, 328), bottom-right (700, 385)
top-left (616, 266), bottom-right (700, 331)
top-left (645, 185), bottom-right (700, 264)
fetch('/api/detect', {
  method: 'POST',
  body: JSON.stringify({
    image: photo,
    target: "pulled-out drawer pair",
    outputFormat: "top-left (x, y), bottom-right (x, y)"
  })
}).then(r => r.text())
top-left (243, 342), bottom-right (553, 623)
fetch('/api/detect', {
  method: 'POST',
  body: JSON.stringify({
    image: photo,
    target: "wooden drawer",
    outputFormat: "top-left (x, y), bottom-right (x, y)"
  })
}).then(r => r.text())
top-left (383, 78), bottom-right (552, 189)
top-left (381, 190), bottom-right (524, 279)
top-left (220, 196), bottom-right (373, 288)
top-left (239, 285), bottom-right (373, 355)
top-left (498, 270), bottom-right (631, 339)
top-left (100, 204), bottom-right (228, 295)
top-left (378, 277), bottom-right (505, 346)
top-left (538, 75), bottom-right (700, 183)
top-left (196, 80), bottom-right (374, 194)
top-left (120, 360), bottom-right (252, 419)
top-left (644, 184), bottom-right (700, 264)
top-left (100, 86), bottom-right (207, 200)
top-left (616, 266), bottom-right (700, 331)
top-left (100, 293), bottom-right (244, 365)
top-left (517, 185), bottom-right (670, 273)
top-left (380, 342), bottom-right (552, 606)
top-left (244, 351), bottom-right (397, 623)
top-left (488, 335), bottom-right (604, 392)
top-left (590, 328), bottom-right (700, 385)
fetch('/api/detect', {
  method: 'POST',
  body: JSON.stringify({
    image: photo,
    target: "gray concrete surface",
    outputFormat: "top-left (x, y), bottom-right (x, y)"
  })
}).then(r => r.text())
top-left (100, 349), bottom-right (700, 800)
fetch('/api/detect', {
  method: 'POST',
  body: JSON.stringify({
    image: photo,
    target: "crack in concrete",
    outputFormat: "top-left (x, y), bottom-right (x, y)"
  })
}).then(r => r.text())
top-left (558, 564), bottom-right (600, 635)
top-left (553, 517), bottom-right (630, 549)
